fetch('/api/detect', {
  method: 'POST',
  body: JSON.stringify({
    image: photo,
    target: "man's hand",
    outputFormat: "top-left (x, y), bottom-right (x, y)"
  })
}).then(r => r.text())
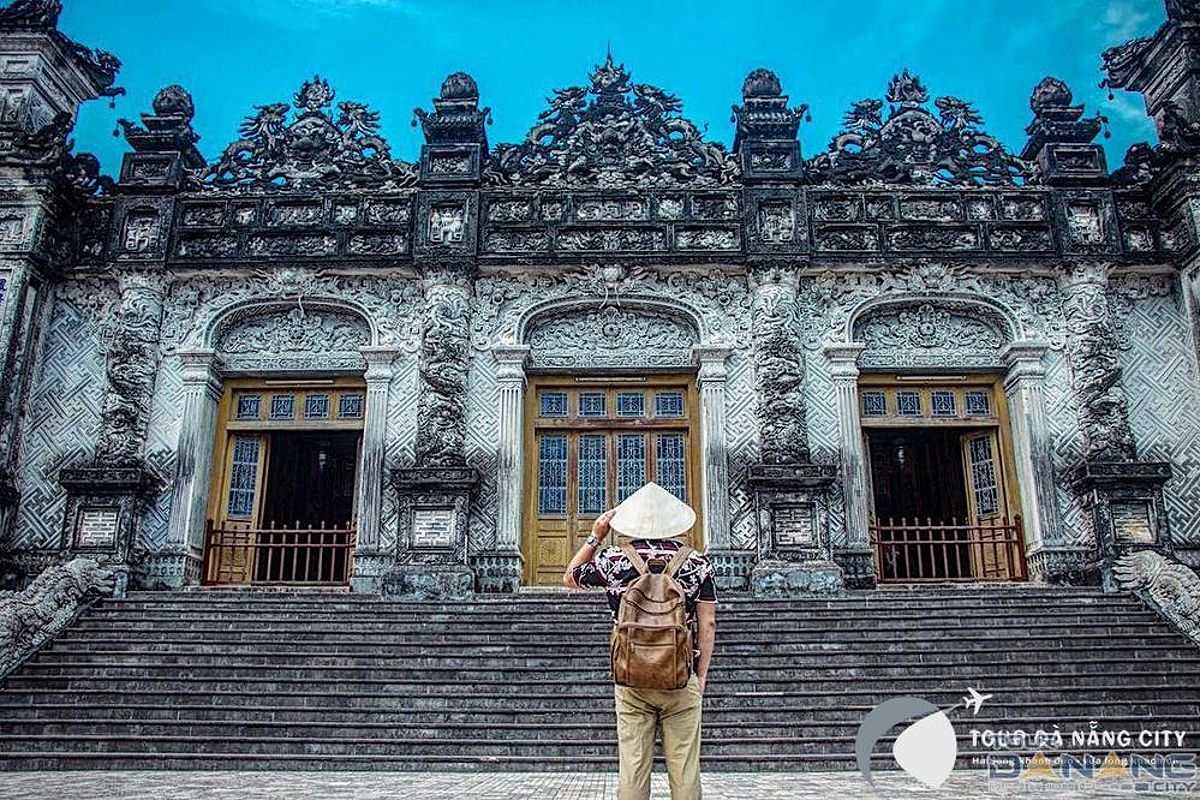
top-left (592, 508), bottom-right (617, 538)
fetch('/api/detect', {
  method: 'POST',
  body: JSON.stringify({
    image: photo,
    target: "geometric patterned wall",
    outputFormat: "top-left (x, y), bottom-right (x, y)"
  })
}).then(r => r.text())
top-left (13, 279), bottom-right (115, 549)
top-left (1113, 278), bottom-right (1200, 547)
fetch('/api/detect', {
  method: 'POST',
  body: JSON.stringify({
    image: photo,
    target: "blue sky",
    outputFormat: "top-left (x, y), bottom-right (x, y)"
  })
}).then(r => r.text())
top-left (61, 0), bottom-right (1165, 177)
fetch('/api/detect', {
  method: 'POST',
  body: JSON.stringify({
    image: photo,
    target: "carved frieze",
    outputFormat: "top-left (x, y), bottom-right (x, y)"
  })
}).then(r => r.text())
top-left (527, 306), bottom-right (697, 370)
top-left (415, 264), bottom-right (474, 467)
top-left (854, 302), bottom-right (1007, 368)
top-left (215, 306), bottom-right (370, 369)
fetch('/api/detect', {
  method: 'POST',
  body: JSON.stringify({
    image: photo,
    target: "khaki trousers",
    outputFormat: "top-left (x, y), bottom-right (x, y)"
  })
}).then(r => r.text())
top-left (613, 674), bottom-right (702, 800)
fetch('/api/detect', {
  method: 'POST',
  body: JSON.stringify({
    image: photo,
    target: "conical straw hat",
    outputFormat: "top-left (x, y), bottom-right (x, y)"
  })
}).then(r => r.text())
top-left (609, 482), bottom-right (696, 540)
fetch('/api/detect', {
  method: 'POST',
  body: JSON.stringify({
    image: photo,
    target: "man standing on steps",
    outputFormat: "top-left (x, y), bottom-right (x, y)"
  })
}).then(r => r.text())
top-left (563, 482), bottom-right (718, 800)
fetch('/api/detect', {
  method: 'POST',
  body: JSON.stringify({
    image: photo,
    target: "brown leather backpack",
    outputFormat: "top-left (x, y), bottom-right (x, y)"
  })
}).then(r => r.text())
top-left (610, 543), bottom-right (694, 690)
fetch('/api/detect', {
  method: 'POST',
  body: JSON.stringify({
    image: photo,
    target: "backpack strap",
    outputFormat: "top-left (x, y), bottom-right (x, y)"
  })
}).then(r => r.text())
top-left (665, 545), bottom-right (693, 578)
top-left (621, 543), bottom-right (649, 576)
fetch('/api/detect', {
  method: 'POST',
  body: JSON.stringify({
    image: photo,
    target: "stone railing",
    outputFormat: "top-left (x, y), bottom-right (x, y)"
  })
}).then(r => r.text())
top-left (1114, 550), bottom-right (1200, 647)
top-left (0, 557), bottom-right (117, 677)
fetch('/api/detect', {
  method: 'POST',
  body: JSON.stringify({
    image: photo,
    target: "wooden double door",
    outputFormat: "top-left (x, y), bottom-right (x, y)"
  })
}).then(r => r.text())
top-left (523, 377), bottom-right (703, 585)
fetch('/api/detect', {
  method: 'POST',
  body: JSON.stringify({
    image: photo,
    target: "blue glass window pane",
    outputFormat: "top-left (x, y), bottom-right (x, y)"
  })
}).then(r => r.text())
top-left (617, 392), bottom-right (645, 417)
top-left (226, 436), bottom-right (260, 518)
top-left (655, 433), bottom-right (687, 503)
top-left (578, 392), bottom-right (607, 417)
top-left (577, 435), bottom-right (608, 515)
top-left (617, 434), bottom-right (647, 502)
top-left (235, 394), bottom-right (261, 420)
top-left (270, 395), bottom-right (295, 420)
top-left (540, 391), bottom-right (568, 417)
top-left (654, 391), bottom-right (685, 418)
top-left (337, 393), bottom-right (364, 419)
top-left (538, 435), bottom-right (568, 514)
top-left (966, 390), bottom-right (991, 416)
top-left (896, 391), bottom-right (921, 417)
top-left (304, 394), bottom-right (330, 419)
top-left (861, 391), bottom-right (887, 417)
top-left (931, 390), bottom-right (957, 417)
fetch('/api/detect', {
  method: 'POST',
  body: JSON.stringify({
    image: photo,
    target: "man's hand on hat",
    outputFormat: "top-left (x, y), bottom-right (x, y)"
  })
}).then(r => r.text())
top-left (592, 508), bottom-right (617, 539)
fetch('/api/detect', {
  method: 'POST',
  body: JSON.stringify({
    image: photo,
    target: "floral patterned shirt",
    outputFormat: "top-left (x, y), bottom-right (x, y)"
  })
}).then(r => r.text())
top-left (573, 539), bottom-right (718, 624)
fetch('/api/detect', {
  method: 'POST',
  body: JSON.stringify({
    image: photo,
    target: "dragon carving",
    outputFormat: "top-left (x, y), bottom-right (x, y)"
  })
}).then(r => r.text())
top-left (487, 54), bottom-right (738, 188)
top-left (807, 70), bottom-right (1031, 187)
top-left (207, 76), bottom-right (417, 191)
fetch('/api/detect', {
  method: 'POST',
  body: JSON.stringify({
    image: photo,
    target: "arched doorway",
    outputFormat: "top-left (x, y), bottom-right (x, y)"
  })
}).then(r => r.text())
top-left (517, 302), bottom-right (706, 585)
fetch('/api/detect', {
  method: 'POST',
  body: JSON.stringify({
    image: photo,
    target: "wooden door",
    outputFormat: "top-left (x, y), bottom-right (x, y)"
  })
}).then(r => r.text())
top-left (525, 381), bottom-right (700, 585)
top-left (960, 429), bottom-right (1010, 579)
top-left (211, 433), bottom-right (269, 584)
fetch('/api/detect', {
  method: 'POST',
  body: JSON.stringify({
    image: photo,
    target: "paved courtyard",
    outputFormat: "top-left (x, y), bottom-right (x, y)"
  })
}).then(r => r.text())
top-left (1, 771), bottom-right (1181, 799)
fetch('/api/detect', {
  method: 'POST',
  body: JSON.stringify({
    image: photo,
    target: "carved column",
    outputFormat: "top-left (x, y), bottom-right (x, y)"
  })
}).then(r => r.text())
top-left (1059, 262), bottom-right (1172, 587)
top-left (59, 271), bottom-right (166, 592)
top-left (0, 262), bottom-right (37, 520)
top-left (749, 263), bottom-right (808, 462)
top-left (159, 348), bottom-right (222, 589)
top-left (1002, 341), bottom-right (1068, 581)
top-left (825, 343), bottom-right (874, 588)
top-left (470, 344), bottom-right (529, 593)
top-left (388, 260), bottom-right (478, 599)
top-left (349, 345), bottom-right (399, 591)
top-left (745, 262), bottom-right (840, 596)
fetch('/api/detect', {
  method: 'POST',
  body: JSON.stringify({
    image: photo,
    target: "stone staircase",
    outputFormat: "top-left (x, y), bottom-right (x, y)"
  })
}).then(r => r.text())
top-left (0, 587), bottom-right (1197, 770)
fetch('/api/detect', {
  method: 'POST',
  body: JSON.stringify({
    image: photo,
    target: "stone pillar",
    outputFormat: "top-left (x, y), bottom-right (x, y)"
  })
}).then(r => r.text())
top-left (349, 345), bottom-right (399, 592)
top-left (693, 345), bottom-right (732, 550)
top-left (387, 261), bottom-right (478, 598)
top-left (0, 261), bottom-right (36, 519)
top-left (825, 342), bottom-right (874, 588)
top-left (749, 263), bottom-right (808, 463)
top-left (1002, 341), bottom-right (1072, 582)
top-left (59, 271), bottom-right (166, 593)
top-left (470, 344), bottom-right (529, 593)
top-left (1059, 261), bottom-right (1172, 588)
top-left (156, 348), bottom-right (221, 589)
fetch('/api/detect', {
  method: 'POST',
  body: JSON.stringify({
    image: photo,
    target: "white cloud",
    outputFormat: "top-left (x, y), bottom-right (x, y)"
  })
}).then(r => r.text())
top-left (1103, 0), bottom-right (1153, 44)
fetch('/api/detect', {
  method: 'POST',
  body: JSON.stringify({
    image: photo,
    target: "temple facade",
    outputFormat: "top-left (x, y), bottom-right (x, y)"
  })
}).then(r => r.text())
top-left (1, 0), bottom-right (1199, 597)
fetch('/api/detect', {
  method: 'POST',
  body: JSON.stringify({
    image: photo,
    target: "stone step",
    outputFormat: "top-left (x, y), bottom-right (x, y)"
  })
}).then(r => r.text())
top-left (5, 702), bottom-right (1196, 724)
top-left (54, 625), bottom-right (1178, 644)
top-left (1, 732), bottom-right (1195, 759)
top-left (33, 647), bottom-right (1198, 668)
top-left (5, 685), bottom-right (1190, 709)
top-left (8, 715), bottom-right (1198, 741)
top-left (5, 670), bottom-right (1191, 695)
top-left (19, 658), bottom-right (1200, 682)
top-left (71, 612), bottom-right (1164, 631)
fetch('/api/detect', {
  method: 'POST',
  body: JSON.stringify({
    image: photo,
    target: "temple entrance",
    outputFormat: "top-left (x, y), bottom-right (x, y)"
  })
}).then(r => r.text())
top-left (522, 376), bottom-right (703, 585)
top-left (203, 378), bottom-right (365, 586)
top-left (860, 378), bottom-right (1027, 583)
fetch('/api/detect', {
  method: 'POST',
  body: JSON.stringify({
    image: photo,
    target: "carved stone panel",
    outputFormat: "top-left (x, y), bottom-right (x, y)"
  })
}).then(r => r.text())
top-left (215, 306), bottom-right (371, 372)
top-left (854, 302), bottom-right (1007, 368)
top-left (527, 305), bottom-right (698, 370)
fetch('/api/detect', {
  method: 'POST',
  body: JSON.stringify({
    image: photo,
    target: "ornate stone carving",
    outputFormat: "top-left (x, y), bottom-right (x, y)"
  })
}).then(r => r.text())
top-left (1114, 550), bottom-right (1200, 645)
top-left (749, 265), bottom-right (808, 463)
top-left (0, 557), bottom-right (116, 677)
top-left (216, 306), bottom-right (370, 358)
top-left (416, 263), bottom-right (474, 467)
top-left (527, 306), bottom-right (697, 370)
top-left (95, 272), bottom-right (165, 467)
top-left (486, 53), bottom-right (738, 188)
top-left (207, 76), bottom-right (418, 191)
top-left (1059, 263), bottom-right (1138, 462)
top-left (854, 302), bottom-right (1007, 368)
top-left (121, 209), bottom-right (160, 253)
top-left (0, 0), bottom-right (61, 28)
top-left (807, 70), bottom-right (1031, 186)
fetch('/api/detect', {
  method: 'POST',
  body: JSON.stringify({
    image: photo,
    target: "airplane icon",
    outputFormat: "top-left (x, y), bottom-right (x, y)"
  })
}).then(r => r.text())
top-left (962, 687), bottom-right (993, 715)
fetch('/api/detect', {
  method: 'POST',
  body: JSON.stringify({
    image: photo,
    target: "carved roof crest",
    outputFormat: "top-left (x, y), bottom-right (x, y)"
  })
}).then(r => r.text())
top-left (486, 53), bottom-right (738, 188)
top-left (206, 76), bottom-right (417, 191)
top-left (806, 70), bottom-right (1032, 186)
